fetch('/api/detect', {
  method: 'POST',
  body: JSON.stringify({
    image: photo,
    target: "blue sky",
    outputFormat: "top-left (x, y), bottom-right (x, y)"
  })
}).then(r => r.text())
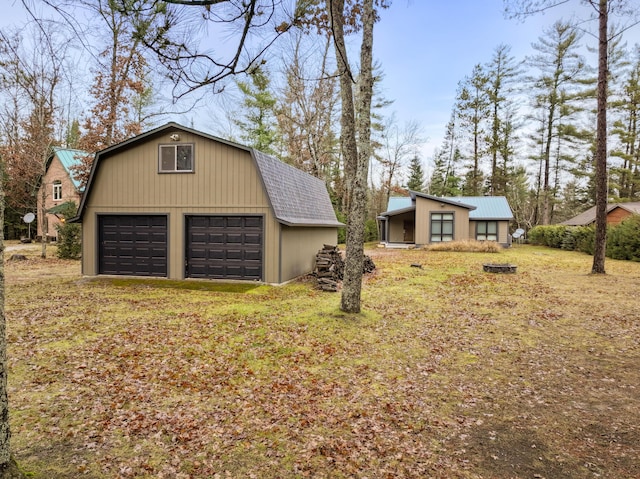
top-left (3, 0), bottom-right (637, 170)
top-left (372, 1), bottom-right (606, 161)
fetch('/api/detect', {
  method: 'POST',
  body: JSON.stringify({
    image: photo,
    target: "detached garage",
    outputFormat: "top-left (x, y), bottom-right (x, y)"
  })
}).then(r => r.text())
top-left (74, 123), bottom-right (342, 284)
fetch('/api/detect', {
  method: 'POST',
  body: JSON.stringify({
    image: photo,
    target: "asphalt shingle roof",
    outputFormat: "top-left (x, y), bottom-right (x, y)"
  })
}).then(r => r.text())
top-left (252, 150), bottom-right (342, 227)
top-left (562, 202), bottom-right (640, 226)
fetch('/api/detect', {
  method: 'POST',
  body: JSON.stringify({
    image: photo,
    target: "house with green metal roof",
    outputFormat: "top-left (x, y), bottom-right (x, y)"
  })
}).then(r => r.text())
top-left (377, 191), bottom-right (514, 247)
top-left (36, 147), bottom-right (90, 240)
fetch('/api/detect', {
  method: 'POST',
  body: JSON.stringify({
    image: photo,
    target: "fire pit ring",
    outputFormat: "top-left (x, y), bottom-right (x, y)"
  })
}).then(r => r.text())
top-left (483, 263), bottom-right (517, 273)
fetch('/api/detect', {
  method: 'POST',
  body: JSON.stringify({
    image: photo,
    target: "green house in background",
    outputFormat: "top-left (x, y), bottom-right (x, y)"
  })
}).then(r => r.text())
top-left (37, 147), bottom-right (90, 241)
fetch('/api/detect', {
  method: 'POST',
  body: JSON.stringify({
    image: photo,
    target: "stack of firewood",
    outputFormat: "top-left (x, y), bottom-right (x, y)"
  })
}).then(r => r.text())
top-left (363, 255), bottom-right (376, 274)
top-left (314, 245), bottom-right (344, 291)
top-left (313, 245), bottom-right (376, 292)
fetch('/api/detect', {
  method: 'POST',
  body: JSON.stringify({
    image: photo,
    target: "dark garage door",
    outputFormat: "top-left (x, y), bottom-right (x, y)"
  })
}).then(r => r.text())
top-left (186, 215), bottom-right (263, 280)
top-left (99, 215), bottom-right (168, 277)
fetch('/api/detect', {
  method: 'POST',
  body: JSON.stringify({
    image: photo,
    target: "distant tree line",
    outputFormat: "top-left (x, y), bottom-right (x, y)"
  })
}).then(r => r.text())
top-left (2, 1), bottom-right (640, 244)
top-left (430, 24), bottom-right (640, 231)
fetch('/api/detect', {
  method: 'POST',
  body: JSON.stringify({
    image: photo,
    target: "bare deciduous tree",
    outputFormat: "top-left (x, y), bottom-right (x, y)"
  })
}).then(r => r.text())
top-left (0, 24), bottom-right (67, 258)
top-left (375, 116), bottom-right (423, 210)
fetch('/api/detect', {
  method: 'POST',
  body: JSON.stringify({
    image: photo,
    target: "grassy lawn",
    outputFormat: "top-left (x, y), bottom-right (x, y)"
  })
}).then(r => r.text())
top-left (4, 243), bottom-right (640, 478)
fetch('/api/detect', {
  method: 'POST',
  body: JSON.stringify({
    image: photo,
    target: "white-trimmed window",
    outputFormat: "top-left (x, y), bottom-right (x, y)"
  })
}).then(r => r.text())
top-left (159, 144), bottom-right (194, 172)
top-left (431, 212), bottom-right (454, 242)
top-left (476, 221), bottom-right (498, 241)
top-left (52, 180), bottom-right (62, 201)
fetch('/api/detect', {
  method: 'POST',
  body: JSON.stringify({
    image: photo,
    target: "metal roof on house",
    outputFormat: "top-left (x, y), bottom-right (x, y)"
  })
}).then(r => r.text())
top-left (383, 194), bottom-right (513, 220)
top-left (446, 196), bottom-right (514, 220)
top-left (51, 147), bottom-right (90, 190)
top-left (561, 202), bottom-right (640, 226)
top-left (387, 196), bottom-right (412, 212)
top-left (75, 123), bottom-right (342, 227)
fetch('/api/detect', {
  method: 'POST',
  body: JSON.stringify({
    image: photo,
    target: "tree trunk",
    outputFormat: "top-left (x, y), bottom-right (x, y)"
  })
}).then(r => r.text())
top-left (0, 157), bottom-right (25, 479)
top-left (0, 158), bottom-right (10, 466)
top-left (329, 0), bottom-right (374, 314)
top-left (542, 100), bottom-right (555, 225)
top-left (39, 184), bottom-right (47, 259)
top-left (329, 0), bottom-right (358, 312)
top-left (591, 0), bottom-right (608, 274)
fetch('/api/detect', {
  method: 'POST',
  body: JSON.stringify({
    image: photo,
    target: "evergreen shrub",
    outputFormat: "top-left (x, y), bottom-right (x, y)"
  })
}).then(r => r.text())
top-left (528, 225), bottom-right (567, 248)
top-left (573, 226), bottom-right (595, 255)
top-left (606, 215), bottom-right (640, 261)
top-left (56, 221), bottom-right (82, 259)
top-left (52, 201), bottom-right (82, 260)
top-left (527, 225), bottom-right (546, 245)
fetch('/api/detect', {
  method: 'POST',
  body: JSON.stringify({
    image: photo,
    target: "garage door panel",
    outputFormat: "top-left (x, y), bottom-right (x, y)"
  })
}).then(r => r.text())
top-left (149, 232), bottom-right (167, 242)
top-left (226, 217), bottom-right (244, 228)
top-left (226, 249), bottom-right (243, 260)
top-left (226, 234), bottom-right (243, 244)
top-left (99, 215), bottom-right (167, 277)
top-left (189, 232), bottom-right (208, 244)
top-left (189, 249), bottom-right (207, 259)
top-left (209, 233), bottom-right (225, 244)
top-left (244, 217), bottom-right (262, 228)
top-left (186, 216), bottom-right (263, 280)
top-left (209, 249), bottom-right (226, 260)
top-left (243, 265), bottom-right (262, 277)
top-left (244, 250), bottom-right (262, 261)
top-left (244, 233), bottom-right (261, 245)
top-left (209, 217), bottom-right (226, 228)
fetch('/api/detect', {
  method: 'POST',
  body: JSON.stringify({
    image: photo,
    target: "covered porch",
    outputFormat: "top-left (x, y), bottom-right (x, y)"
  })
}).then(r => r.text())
top-left (377, 208), bottom-right (416, 246)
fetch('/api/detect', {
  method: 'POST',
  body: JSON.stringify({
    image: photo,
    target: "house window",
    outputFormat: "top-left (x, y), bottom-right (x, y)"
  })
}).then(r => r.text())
top-left (431, 212), bottom-right (454, 242)
top-left (52, 180), bottom-right (62, 201)
top-left (159, 144), bottom-right (194, 172)
top-left (476, 221), bottom-right (498, 241)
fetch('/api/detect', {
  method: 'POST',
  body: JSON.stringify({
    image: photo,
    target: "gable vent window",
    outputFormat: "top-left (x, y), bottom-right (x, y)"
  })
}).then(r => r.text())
top-left (52, 180), bottom-right (62, 201)
top-left (159, 144), bottom-right (194, 173)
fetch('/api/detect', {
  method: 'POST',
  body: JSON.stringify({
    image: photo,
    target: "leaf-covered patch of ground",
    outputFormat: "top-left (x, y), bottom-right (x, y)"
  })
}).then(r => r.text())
top-left (4, 244), bottom-right (640, 478)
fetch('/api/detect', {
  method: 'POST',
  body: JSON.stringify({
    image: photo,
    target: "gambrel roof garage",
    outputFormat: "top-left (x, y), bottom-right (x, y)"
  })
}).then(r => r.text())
top-left (75, 123), bottom-right (342, 283)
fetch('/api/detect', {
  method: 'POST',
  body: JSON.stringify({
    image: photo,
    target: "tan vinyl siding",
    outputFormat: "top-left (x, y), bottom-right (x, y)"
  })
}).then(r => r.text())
top-left (88, 133), bottom-right (266, 209)
top-left (81, 131), bottom-right (280, 281)
top-left (280, 226), bottom-right (338, 283)
top-left (414, 197), bottom-right (470, 245)
top-left (498, 221), bottom-right (509, 244)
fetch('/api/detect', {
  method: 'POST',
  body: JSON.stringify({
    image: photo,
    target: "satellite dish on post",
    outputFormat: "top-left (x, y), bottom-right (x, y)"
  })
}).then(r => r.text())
top-left (23, 212), bottom-right (35, 240)
top-left (512, 228), bottom-right (525, 243)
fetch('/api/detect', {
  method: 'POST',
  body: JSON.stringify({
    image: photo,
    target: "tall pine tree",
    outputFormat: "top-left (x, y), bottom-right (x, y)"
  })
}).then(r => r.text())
top-left (406, 155), bottom-right (426, 192)
top-left (234, 66), bottom-right (280, 155)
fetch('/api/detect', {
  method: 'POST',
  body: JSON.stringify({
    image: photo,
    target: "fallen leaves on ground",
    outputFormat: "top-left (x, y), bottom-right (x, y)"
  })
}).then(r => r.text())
top-left (5, 245), bottom-right (640, 478)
